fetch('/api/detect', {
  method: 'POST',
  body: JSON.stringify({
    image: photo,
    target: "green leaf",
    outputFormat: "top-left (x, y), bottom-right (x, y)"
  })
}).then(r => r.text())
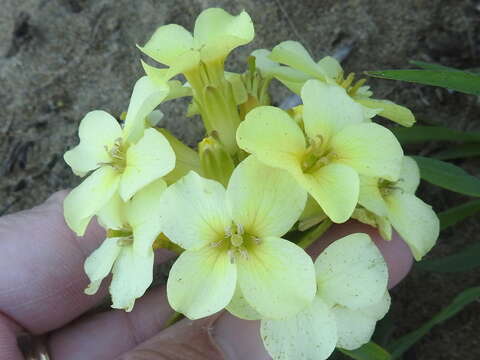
top-left (366, 69), bottom-right (480, 95)
top-left (339, 342), bottom-right (391, 360)
top-left (391, 126), bottom-right (480, 145)
top-left (416, 242), bottom-right (480, 273)
top-left (438, 199), bottom-right (480, 230)
top-left (389, 287), bottom-right (480, 359)
top-left (412, 156), bottom-right (480, 197)
top-left (433, 143), bottom-right (480, 160)
top-left (410, 60), bottom-right (460, 72)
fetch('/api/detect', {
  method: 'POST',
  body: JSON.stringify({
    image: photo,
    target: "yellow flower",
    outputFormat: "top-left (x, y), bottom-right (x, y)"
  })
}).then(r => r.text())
top-left (252, 41), bottom-right (415, 127)
top-left (138, 8), bottom-right (254, 81)
top-left (139, 8), bottom-right (254, 155)
top-left (260, 234), bottom-right (390, 360)
top-left (358, 156), bottom-right (440, 260)
top-left (64, 76), bottom-right (175, 236)
top-left (84, 179), bottom-right (166, 311)
top-left (237, 79), bottom-right (403, 223)
top-left (159, 156), bottom-right (315, 320)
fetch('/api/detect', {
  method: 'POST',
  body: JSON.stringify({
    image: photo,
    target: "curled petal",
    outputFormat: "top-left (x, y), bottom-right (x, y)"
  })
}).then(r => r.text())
top-left (194, 8), bottom-right (254, 62)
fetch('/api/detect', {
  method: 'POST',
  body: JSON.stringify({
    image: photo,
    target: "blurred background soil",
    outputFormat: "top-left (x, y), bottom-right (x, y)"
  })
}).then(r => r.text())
top-left (1, 0), bottom-right (479, 358)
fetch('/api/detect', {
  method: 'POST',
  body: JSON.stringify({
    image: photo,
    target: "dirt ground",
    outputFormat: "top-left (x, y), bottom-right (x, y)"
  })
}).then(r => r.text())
top-left (1, 0), bottom-right (479, 358)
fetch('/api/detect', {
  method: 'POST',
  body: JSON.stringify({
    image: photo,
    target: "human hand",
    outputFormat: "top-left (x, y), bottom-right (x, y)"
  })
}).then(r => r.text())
top-left (0, 191), bottom-right (413, 360)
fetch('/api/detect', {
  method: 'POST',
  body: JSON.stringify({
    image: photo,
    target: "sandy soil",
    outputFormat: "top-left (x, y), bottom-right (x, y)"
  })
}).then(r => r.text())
top-left (1, 0), bottom-right (479, 359)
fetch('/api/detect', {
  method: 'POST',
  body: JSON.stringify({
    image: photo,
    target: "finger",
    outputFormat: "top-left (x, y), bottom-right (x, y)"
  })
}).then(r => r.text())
top-left (117, 313), bottom-right (225, 360)
top-left (307, 220), bottom-right (414, 288)
top-left (0, 313), bottom-right (24, 360)
top-left (0, 191), bottom-right (174, 334)
top-left (48, 285), bottom-right (175, 360)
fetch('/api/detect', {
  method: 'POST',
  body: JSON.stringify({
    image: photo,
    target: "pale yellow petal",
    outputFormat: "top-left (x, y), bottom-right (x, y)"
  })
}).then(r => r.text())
top-left (251, 49), bottom-right (279, 78)
top-left (139, 24), bottom-right (194, 66)
top-left (301, 80), bottom-right (365, 142)
top-left (120, 128), bottom-right (175, 201)
top-left (334, 292), bottom-right (391, 350)
top-left (167, 247), bottom-right (236, 319)
top-left (226, 286), bottom-right (262, 320)
top-left (110, 247), bottom-right (154, 312)
top-left (358, 175), bottom-right (388, 216)
top-left (194, 8), bottom-right (254, 62)
top-left (123, 76), bottom-right (170, 144)
top-left (64, 166), bottom-right (120, 236)
top-left (357, 98), bottom-right (415, 127)
top-left (316, 233), bottom-right (388, 309)
top-left (237, 106), bottom-right (305, 171)
top-left (317, 56), bottom-right (343, 79)
top-left (159, 171), bottom-right (231, 250)
top-left (299, 163), bottom-right (359, 223)
top-left (331, 122), bottom-right (403, 181)
top-left (64, 110), bottom-right (122, 176)
top-left (270, 40), bottom-right (325, 79)
top-left (398, 156), bottom-right (420, 194)
top-left (261, 297), bottom-right (337, 360)
top-left (97, 193), bottom-right (126, 229)
top-left (126, 178), bottom-right (167, 255)
top-left (226, 156), bottom-right (307, 238)
top-left (84, 237), bottom-right (121, 295)
top-left (386, 192), bottom-right (439, 261)
top-left (237, 237), bottom-right (316, 319)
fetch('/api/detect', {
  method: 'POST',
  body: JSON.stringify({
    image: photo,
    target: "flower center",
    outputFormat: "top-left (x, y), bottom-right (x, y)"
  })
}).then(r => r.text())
top-left (335, 72), bottom-right (367, 97)
top-left (301, 135), bottom-right (337, 173)
top-left (211, 223), bottom-right (261, 263)
top-left (100, 138), bottom-right (127, 172)
top-left (106, 227), bottom-right (133, 246)
top-left (378, 179), bottom-right (403, 197)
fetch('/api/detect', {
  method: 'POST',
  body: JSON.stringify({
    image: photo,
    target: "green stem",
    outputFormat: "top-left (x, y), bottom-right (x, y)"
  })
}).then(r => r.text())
top-left (297, 219), bottom-right (333, 249)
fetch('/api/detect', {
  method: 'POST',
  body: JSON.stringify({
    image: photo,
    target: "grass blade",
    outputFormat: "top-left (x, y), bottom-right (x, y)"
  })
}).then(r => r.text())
top-left (339, 342), bottom-right (391, 360)
top-left (389, 287), bottom-right (480, 359)
top-left (366, 69), bottom-right (480, 95)
top-left (438, 199), bottom-right (480, 230)
top-left (412, 156), bottom-right (480, 197)
top-left (391, 126), bottom-right (480, 145)
top-left (416, 242), bottom-right (480, 273)
top-left (433, 143), bottom-right (480, 160)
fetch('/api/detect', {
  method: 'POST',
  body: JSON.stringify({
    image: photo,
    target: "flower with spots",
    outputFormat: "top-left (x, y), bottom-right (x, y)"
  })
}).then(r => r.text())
top-left (356, 156), bottom-right (440, 260)
top-left (63, 76), bottom-right (175, 236)
top-left (237, 79), bottom-right (403, 223)
top-left (259, 233), bottom-right (390, 360)
top-left (158, 156), bottom-right (316, 320)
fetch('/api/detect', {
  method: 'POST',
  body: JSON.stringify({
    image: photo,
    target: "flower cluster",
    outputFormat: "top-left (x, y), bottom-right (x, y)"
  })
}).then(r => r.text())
top-left (63, 8), bottom-right (440, 359)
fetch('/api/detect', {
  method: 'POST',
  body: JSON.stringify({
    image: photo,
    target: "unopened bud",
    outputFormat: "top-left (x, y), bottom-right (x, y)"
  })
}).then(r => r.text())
top-left (199, 135), bottom-right (235, 187)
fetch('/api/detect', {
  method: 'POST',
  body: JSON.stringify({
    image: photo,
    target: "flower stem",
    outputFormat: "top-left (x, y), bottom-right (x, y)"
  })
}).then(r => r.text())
top-left (297, 219), bottom-right (333, 249)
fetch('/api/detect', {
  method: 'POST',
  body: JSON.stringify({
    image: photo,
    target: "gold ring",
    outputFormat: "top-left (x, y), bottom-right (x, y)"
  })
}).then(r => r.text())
top-left (18, 333), bottom-right (50, 360)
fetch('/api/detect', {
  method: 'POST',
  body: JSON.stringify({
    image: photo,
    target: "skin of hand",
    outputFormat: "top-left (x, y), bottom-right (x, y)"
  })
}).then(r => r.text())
top-left (0, 191), bottom-right (413, 360)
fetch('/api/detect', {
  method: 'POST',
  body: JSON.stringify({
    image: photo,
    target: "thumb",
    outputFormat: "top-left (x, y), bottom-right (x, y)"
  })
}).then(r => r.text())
top-left (117, 313), bottom-right (227, 360)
